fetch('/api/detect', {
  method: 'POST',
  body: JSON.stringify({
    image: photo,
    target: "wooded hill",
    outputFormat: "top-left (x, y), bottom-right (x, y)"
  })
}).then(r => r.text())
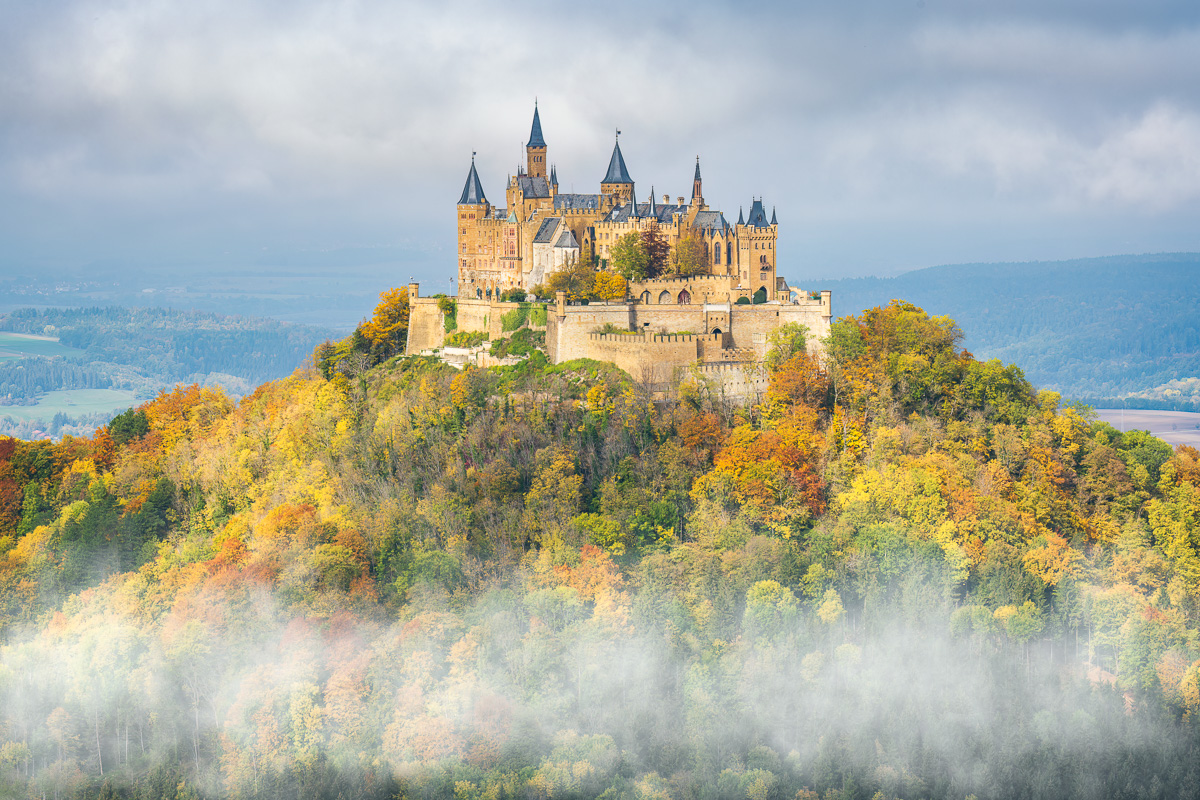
top-left (819, 253), bottom-right (1200, 409)
top-left (0, 300), bottom-right (1199, 800)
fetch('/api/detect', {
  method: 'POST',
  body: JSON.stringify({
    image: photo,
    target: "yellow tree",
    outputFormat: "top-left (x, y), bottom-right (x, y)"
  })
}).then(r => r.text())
top-left (360, 287), bottom-right (410, 357)
top-left (591, 271), bottom-right (627, 302)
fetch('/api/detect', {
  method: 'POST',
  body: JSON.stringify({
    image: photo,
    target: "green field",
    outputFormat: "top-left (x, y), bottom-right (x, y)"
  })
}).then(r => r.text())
top-left (0, 332), bottom-right (85, 360)
top-left (0, 389), bottom-right (139, 421)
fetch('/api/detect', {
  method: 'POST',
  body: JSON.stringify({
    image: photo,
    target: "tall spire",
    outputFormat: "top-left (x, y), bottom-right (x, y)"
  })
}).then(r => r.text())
top-left (692, 155), bottom-right (703, 204)
top-left (737, 206), bottom-right (744, 226)
top-left (602, 131), bottom-right (633, 184)
top-left (770, 206), bottom-right (777, 225)
top-left (527, 101), bottom-right (546, 148)
top-left (550, 164), bottom-right (558, 185)
top-left (457, 154), bottom-right (487, 205)
top-left (649, 186), bottom-right (656, 217)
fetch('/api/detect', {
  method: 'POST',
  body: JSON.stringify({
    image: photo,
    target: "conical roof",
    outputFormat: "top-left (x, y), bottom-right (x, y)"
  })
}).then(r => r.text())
top-left (602, 138), bottom-right (633, 184)
top-left (694, 156), bottom-right (701, 182)
top-left (458, 157), bottom-right (487, 205)
top-left (770, 206), bottom-right (777, 225)
top-left (528, 104), bottom-right (546, 148)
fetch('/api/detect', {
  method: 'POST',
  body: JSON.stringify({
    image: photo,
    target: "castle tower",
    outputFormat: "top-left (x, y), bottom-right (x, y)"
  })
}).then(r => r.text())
top-left (600, 132), bottom-right (635, 204)
top-left (735, 198), bottom-right (778, 301)
top-left (526, 103), bottom-right (547, 179)
top-left (457, 155), bottom-right (489, 297)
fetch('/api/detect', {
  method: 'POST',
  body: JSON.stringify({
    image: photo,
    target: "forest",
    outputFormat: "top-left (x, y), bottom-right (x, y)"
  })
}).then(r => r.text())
top-left (820, 252), bottom-right (1200, 408)
top-left (0, 296), bottom-right (1198, 799)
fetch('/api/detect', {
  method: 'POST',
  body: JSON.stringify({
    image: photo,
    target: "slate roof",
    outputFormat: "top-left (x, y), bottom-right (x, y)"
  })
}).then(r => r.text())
top-left (605, 201), bottom-right (687, 224)
top-left (554, 229), bottom-right (579, 249)
top-left (692, 210), bottom-right (729, 231)
top-left (458, 159), bottom-right (487, 205)
top-left (533, 217), bottom-right (561, 244)
top-left (550, 165), bottom-right (558, 184)
top-left (737, 207), bottom-right (745, 225)
top-left (516, 175), bottom-right (551, 198)
top-left (746, 199), bottom-right (770, 228)
top-left (770, 207), bottom-right (778, 225)
top-left (694, 157), bottom-right (702, 182)
top-left (528, 104), bottom-right (546, 148)
top-left (554, 193), bottom-right (601, 211)
top-left (602, 140), bottom-right (633, 184)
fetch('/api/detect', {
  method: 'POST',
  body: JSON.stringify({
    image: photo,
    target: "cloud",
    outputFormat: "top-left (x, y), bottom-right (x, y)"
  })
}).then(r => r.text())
top-left (0, 0), bottom-right (1198, 278)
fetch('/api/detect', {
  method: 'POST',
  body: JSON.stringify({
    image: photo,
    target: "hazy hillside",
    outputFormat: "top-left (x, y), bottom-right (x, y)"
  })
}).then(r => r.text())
top-left (817, 253), bottom-right (1200, 408)
top-left (0, 307), bottom-right (335, 439)
top-left (1, 300), bottom-right (1198, 800)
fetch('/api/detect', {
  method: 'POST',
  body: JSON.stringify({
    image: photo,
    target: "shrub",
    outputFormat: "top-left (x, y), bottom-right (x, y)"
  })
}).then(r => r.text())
top-left (444, 330), bottom-right (487, 348)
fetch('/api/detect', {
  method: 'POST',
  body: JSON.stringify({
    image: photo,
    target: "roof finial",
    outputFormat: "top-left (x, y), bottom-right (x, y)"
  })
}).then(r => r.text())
top-left (616, 128), bottom-right (621, 140)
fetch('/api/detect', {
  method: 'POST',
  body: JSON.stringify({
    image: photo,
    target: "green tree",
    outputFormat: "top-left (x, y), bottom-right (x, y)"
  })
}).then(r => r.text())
top-left (670, 232), bottom-right (709, 277)
top-left (610, 232), bottom-right (651, 282)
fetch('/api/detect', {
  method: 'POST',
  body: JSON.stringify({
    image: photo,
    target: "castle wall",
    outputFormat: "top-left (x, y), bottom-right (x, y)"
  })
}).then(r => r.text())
top-left (545, 293), bottom-right (832, 369)
top-left (407, 296), bottom-right (447, 354)
top-left (407, 291), bottom-right (550, 356)
top-left (581, 331), bottom-right (720, 384)
top-left (682, 363), bottom-right (772, 404)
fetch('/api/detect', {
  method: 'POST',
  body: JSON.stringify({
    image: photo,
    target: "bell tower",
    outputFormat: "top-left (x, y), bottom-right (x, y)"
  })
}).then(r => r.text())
top-left (526, 102), bottom-right (547, 179)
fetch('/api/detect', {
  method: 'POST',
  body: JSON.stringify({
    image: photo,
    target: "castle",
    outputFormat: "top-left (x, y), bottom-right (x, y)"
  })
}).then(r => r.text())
top-left (407, 104), bottom-right (831, 396)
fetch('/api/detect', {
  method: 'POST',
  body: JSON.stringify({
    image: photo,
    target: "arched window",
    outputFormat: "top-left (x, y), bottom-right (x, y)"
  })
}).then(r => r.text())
top-left (760, 254), bottom-right (768, 265)
top-left (712, 327), bottom-right (722, 335)
top-left (658, 290), bottom-right (672, 304)
top-left (726, 242), bottom-right (732, 264)
top-left (641, 291), bottom-right (650, 304)
top-left (713, 244), bottom-right (721, 264)
top-left (678, 289), bottom-right (692, 305)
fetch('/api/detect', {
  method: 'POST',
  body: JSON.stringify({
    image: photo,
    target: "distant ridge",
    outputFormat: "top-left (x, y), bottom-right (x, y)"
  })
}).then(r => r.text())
top-left (816, 253), bottom-right (1200, 407)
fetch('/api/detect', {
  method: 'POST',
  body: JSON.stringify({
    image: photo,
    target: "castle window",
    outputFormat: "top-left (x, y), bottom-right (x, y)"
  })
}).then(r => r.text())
top-left (714, 244), bottom-right (721, 264)
top-left (678, 290), bottom-right (692, 305)
top-left (657, 291), bottom-right (671, 304)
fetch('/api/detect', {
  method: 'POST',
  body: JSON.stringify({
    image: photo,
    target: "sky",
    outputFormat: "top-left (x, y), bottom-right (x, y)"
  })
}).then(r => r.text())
top-left (2, 0), bottom-right (1199, 285)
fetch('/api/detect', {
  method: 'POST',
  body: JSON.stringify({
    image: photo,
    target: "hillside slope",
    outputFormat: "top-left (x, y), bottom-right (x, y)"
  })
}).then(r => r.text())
top-left (819, 253), bottom-right (1200, 406)
top-left (0, 303), bottom-right (1199, 799)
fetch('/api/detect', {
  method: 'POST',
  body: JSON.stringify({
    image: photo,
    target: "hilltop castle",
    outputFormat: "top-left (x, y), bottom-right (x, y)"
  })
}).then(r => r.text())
top-left (407, 104), bottom-right (831, 396)
top-left (455, 103), bottom-right (782, 302)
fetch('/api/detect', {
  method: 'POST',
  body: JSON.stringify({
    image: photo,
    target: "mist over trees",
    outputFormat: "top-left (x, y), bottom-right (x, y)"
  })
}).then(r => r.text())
top-left (0, 300), bottom-right (1198, 799)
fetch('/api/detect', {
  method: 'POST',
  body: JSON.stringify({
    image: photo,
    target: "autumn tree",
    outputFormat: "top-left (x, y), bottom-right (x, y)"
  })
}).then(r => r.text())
top-left (670, 232), bottom-right (708, 277)
top-left (546, 256), bottom-right (596, 302)
top-left (592, 272), bottom-right (627, 302)
top-left (359, 287), bottom-right (410, 360)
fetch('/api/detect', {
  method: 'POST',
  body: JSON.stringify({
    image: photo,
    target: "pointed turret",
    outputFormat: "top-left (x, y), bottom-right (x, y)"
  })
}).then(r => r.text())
top-left (458, 155), bottom-right (487, 205)
top-left (747, 199), bottom-right (769, 227)
top-left (770, 206), bottom-right (777, 225)
top-left (525, 102), bottom-right (548, 178)
top-left (550, 164), bottom-right (558, 186)
top-left (692, 156), bottom-right (703, 205)
top-left (648, 186), bottom-right (656, 217)
top-left (737, 207), bottom-right (745, 226)
top-left (528, 103), bottom-right (546, 148)
top-left (601, 131), bottom-right (634, 203)
top-left (602, 136), bottom-right (633, 184)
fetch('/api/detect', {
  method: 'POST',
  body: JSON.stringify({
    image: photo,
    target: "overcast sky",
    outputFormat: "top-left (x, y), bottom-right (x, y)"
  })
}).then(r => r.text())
top-left (2, 0), bottom-right (1198, 284)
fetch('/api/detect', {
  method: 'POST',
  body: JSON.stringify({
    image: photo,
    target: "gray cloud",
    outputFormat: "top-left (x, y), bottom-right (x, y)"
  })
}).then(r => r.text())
top-left (1, 0), bottom-right (1198, 281)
